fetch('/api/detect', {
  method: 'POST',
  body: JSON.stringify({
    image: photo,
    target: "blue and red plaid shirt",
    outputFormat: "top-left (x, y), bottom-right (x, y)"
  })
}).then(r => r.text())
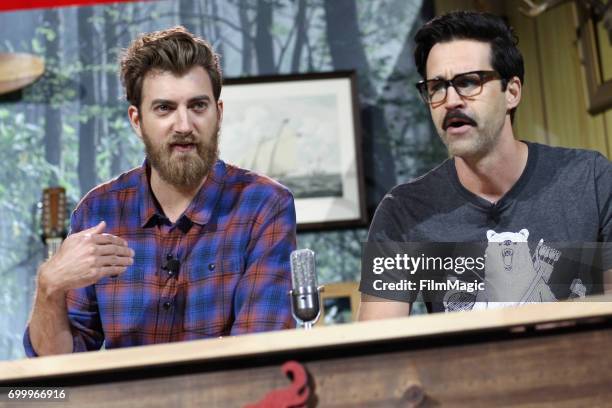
top-left (24, 159), bottom-right (296, 355)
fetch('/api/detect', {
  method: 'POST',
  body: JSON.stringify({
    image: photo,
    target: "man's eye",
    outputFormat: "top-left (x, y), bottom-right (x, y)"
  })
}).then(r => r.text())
top-left (454, 75), bottom-right (480, 89)
top-left (427, 81), bottom-right (445, 94)
top-left (192, 102), bottom-right (207, 110)
top-left (155, 105), bottom-right (170, 112)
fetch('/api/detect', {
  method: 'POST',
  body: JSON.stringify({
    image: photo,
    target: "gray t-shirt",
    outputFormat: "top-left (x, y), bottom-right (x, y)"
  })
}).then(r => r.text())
top-left (360, 142), bottom-right (612, 313)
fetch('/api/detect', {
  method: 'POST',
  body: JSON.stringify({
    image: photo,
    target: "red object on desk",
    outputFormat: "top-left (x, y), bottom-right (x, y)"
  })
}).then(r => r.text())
top-left (245, 360), bottom-right (311, 408)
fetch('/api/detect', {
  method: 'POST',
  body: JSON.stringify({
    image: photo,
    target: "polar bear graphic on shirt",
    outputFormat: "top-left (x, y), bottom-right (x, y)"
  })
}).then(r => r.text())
top-left (472, 228), bottom-right (558, 310)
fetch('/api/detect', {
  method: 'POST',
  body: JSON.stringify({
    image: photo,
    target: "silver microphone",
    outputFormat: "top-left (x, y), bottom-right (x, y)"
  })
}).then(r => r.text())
top-left (289, 249), bottom-right (323, 329)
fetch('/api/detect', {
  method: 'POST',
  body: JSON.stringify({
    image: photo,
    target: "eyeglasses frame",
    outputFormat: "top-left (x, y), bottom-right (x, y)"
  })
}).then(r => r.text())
top-left (415, 70), bottom-right (504, 105)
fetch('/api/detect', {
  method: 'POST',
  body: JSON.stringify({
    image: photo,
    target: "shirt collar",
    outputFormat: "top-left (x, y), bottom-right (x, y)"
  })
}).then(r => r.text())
top-left (138, 159), bottom-right (227, 228)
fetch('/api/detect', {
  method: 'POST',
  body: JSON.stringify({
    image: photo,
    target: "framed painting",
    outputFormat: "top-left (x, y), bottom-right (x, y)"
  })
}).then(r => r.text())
top-left (220, 71), bottom-right (366, 231)
top-left (316, 281), bottom-right (360, 327)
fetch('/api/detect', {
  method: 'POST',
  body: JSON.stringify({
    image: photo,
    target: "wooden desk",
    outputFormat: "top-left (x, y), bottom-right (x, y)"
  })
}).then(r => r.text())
top-left (2, 299), bottom-right (612, 407)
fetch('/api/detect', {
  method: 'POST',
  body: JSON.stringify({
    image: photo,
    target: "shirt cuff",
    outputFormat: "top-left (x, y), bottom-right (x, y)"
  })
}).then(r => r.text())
top-left (23, 324), bottom-right (90, 356)
top-left (22, 326), bottom-right (39, 358)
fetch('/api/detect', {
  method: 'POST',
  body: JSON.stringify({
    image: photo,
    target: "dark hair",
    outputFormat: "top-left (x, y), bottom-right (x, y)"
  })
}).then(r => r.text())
top-left (120, 26), bottom-right (222, 108)
top-left (414, 11), bottom-right (524, 120)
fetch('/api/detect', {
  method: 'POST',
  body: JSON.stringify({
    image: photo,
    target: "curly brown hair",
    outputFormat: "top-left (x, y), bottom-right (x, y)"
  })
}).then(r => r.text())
top-left (120, 26), bottom-right (222, 108)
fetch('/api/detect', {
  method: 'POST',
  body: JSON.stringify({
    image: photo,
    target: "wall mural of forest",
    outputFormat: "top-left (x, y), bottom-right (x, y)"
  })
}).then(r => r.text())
top-left (0, 0), bottom-right (445, 360)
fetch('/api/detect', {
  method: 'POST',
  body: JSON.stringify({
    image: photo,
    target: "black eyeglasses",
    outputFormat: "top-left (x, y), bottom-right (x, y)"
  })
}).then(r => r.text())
top-left (415, 70), bottom-right (502, 105)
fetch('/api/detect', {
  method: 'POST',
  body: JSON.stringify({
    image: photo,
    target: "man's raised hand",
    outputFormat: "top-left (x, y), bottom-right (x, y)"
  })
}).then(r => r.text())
top-left (38, 221), bottom-right (134, 297)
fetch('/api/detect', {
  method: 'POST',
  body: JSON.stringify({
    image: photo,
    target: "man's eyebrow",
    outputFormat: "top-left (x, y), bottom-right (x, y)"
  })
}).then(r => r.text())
top-left (423, 74), bottom-right (445, 81)
top-left (188, 95), bottom-right (212, 103)
top-left (149, 96), bottom-right (212, 106)
top-left (150, 99), bottom-right (176, 107)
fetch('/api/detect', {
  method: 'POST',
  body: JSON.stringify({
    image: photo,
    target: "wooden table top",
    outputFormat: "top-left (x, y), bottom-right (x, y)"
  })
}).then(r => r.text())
top-left (2, 297), bottom-right (611, 382)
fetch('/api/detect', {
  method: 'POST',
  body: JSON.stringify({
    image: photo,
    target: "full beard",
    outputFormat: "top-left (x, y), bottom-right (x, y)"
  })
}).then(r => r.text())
top-left (143, 126), bottom-right (219, 191)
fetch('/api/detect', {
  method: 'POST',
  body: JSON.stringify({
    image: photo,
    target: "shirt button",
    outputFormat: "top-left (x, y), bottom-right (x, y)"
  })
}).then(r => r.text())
top-left (167, 270), bottom-right (174, 277)
top-left (163, 301), bottom-right (172, 309)
top-left (208, 263), bottom-right (215, 271)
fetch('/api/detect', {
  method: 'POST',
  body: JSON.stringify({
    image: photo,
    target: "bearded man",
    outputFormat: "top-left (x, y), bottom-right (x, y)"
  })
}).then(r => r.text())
top-left (25, 27), bottom-right (296, 356)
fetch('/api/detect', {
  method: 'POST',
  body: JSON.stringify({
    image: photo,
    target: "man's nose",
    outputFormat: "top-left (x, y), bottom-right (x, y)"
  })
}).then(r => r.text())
top-left (174, 107), bottom-right (192, 133)
top-left (443, 85), bottom-right (465, 110)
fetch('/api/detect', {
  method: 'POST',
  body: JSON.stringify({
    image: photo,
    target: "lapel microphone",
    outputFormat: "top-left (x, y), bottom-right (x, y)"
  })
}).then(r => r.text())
top-left (162, 253), bottom-right (181, 277)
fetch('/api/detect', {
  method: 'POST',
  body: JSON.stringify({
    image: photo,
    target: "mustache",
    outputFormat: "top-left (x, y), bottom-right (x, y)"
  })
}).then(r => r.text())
top-left (167, 133), bottom-right (197, 145)
top-left (442, 110), bottom-right (477, 130)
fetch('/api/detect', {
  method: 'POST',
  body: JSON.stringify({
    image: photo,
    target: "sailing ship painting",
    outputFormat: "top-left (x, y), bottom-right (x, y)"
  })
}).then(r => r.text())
top-left (219, 73), bottom-right (366, 229)
top-left (220, 94), bottom-right (343, 199)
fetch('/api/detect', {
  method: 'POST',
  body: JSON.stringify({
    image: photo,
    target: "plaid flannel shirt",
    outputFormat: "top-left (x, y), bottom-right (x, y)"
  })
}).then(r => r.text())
top-left (24, 159), bottom-right (296, 355)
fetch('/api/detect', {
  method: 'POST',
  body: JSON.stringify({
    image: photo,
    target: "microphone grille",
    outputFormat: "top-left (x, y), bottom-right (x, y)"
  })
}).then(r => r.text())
top-left (290, 249), bottom-right (317, 288)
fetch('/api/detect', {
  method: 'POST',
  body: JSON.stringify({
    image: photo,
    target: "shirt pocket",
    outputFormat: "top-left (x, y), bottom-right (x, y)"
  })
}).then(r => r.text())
top-left (183, 256), bottom-right (242, 338)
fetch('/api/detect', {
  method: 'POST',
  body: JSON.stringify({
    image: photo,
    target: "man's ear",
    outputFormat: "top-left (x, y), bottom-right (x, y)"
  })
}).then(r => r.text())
top-left (128, 105), bottom-right (143, 139)
top-left (505, 76), bottom-right (521, 111)
top-left (216, 99), bottom-right (224, 125)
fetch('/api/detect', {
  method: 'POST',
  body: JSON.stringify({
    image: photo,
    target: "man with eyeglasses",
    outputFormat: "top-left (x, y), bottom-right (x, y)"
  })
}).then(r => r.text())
top-left (358, 11), bottom-right (611, 318)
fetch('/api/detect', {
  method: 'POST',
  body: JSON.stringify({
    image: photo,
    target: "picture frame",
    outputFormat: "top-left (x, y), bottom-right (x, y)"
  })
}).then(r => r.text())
top-left (576, 3), bottom-right (612, 115)
top-left (220, 71), bottom-right (367, 231)
top-left (316, 281), bottom-right (360, 327)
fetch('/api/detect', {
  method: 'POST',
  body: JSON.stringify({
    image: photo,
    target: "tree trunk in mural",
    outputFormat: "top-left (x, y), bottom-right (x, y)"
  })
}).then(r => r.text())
top-left (210, 0), bottom-right (225, 66)
top-left (383, 4), bottom-right (445, 179)
top-left (43, 8), bottom-right (62, 185)
top-left (323, 0), bottom-right (396, 216)
top-left (94, 8), bottom-right (106, 182)
top-left (323, 0), bottom-right (374, 96)
top-left (239, 0), bottom-right (254, 74)
top-left (77, 6), bottom-right (98, 195)
top-left (180, 0), bottom-right (199, 34)
top-left (255, 0), bottom-right (275, 74)
top-left (290, 0), bottom-right (306, 73)
top-left (105, 4), bottom-right (124, 177)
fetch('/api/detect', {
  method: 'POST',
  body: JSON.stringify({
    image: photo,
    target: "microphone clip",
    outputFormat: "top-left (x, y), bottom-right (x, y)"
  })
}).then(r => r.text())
top-left (162, 254), bottom-right (181, 277)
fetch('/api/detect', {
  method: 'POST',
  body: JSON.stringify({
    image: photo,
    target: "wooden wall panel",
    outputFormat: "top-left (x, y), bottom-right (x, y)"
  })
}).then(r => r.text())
top-left (504, 1), bottom-right (549, 145)
top-left (604, 112), bottom-right (612, 158)
top-left (532, 3), bottom-right (608, 153)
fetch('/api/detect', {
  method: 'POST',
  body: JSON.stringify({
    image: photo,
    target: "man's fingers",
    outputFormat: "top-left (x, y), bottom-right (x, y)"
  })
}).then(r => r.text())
top-left (93, 244), bottom-right (135, 257)
top-left (91, 233), bottom-right (129, 247)
top-left (96, 254), bottom-right (134, 267)
top-left (83, 220), bottom-right (106, 235)
top-left (97, 265), bottom-right (129, 278)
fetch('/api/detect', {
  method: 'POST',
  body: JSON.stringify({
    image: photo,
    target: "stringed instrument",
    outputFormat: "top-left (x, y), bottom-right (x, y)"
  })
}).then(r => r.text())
top-left (41, 187), bottom-right (67, 258)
